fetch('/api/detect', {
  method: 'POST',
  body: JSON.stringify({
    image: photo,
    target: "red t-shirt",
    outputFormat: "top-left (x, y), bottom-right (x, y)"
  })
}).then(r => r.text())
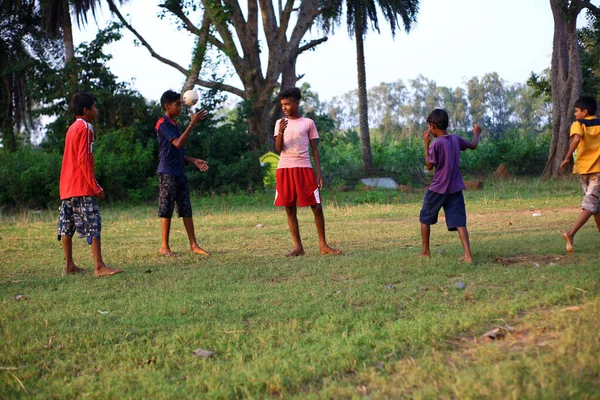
top-left (59, 117), bottom-right (103, 200)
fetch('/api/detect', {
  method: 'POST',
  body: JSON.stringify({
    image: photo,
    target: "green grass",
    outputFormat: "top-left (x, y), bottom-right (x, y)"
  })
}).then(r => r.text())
top-left (1, 178), bottom-right (599, 399)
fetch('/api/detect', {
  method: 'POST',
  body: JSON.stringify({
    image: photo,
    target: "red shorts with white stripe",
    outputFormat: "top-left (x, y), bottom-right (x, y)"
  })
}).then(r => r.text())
top-left (274, 167), bottom-right (321, 207)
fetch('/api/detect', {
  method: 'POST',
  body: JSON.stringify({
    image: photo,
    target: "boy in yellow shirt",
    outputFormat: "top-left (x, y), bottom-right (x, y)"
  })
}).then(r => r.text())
top-left (560, 95), bottom-right (600, 253)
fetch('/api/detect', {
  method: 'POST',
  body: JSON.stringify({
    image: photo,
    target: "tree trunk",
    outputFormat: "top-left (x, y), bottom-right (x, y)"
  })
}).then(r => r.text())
top-left (543, 0), bottom-right (583, 178)
top-left (62, 0), bottom-right (75, 62)
top-left (355, 19), bottom-right (374, 171)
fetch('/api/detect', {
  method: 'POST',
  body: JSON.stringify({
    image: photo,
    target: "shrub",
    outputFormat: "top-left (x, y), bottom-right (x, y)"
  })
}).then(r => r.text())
top-left (0, 147), bottom-right (61, 209)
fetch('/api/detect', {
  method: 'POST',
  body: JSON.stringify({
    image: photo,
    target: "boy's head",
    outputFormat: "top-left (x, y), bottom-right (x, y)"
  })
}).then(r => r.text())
top-left (72, 92), bottom-right (98, 121)
top-left (160, 90), bottom-right (182, 117)
top-left (574, 95), bottom-right (598, 119)
top-left (426, 109), bottom-right (449, 134)
top-left (278, 87), bottom-right (302, 118)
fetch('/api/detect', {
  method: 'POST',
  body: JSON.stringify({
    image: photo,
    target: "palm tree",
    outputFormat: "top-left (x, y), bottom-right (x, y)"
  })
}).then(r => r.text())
top-left (39, 0), bottom-right (128, 62)
top-left (330, 0), bottom-right (419, 170)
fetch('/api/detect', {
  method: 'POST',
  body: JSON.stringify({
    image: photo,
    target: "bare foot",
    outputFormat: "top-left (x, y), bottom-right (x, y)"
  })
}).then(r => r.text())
top-left (191, 245), bottom-right (211, 256)
top-left (459, 256), bottom-right (473, 263)
top-left (417, 251), bottom-right (430, 258)
top-left (285, 248), bottom-right (305, 257)
top-left (65, 264), bottom-right (86, 275)
top-left (563, 232), bottom-right (574, 254)
top-left (159, 248), bottom-right (179, 257)
top-left (94, 264), bottom-right (123, 277)
top-left (320, 245), bottom-right (341, 255)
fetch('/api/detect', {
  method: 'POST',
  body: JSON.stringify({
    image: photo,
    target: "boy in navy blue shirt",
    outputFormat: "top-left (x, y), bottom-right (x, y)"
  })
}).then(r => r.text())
top-left (419, 109), bottom-right (482, 263)
top-left (156, 90), bottom-right (210, 256)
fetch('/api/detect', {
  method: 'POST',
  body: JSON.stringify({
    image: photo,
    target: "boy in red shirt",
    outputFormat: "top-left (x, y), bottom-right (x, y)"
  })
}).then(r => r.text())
top-left (274, 87), bottom-right (340, 257)
top-left (57, 92), bottom-right (122, 276)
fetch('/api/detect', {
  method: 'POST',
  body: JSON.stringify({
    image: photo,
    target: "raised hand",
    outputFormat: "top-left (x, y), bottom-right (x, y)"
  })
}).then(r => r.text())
top-left (473, 124), bottom-right (482, 135)
top-left (190, 109), bottom-right (208, 125)
top-left (279, 118), bottom-right (288, 135)
top-left (424, 127), bottom-right (432, 144)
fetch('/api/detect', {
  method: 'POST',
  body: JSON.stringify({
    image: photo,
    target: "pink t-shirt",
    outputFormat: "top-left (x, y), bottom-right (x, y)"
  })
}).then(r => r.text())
top-left (273, 117), bottom-right (319, 169)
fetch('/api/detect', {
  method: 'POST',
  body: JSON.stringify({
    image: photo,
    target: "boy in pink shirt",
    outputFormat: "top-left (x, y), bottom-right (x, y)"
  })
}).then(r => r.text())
top-left (274, 87), bottom-right (341, 257)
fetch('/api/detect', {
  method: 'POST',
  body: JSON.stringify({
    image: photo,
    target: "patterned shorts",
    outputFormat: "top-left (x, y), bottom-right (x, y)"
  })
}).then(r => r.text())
top-left (57, 196), bottom-right (101, 244)
top-left (158, 173), bottom-right (192, 218)
top-left (580, 173), bottom-right (600, 214)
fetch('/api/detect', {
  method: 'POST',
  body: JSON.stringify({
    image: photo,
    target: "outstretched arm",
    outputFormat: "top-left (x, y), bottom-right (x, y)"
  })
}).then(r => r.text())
top-left (467, 124), bottom-right (482, 149)
top-left (171, 109), bottom-right (208, 149)
top-left (184, 156), bottom-right (209, 172)
top-left (560, 134), bottom-right (582, 170)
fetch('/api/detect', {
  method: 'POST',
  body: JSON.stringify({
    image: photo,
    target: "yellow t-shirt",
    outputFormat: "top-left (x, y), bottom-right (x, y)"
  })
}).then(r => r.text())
top-left (570, 116), bottom-right (600, 174)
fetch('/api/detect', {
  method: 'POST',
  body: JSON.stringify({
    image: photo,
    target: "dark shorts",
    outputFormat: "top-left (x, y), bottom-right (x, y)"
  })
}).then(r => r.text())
top-left (158, 173), bottom-right (192, 218)
top-left (57, 196), bottom-right (101, 244)
top-left (274, 167), bottom-right (321, 207)
top-left (419, 190), bottom-right (466, 231)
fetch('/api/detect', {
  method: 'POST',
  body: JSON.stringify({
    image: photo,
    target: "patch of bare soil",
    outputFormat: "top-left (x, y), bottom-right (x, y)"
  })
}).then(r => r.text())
top-left (493, 254), bottom-right (565, 265)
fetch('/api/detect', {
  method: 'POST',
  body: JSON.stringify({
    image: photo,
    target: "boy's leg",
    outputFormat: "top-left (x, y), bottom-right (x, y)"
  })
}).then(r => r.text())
top-left (418, 223), bottom-right (431, 257)
top-left (182, 217), bottom-right (210, 255)
top-left (443, 191), bottom-right (471, 262)
top-left (174, 175), bottom-right (210, 255)
top-left (158, 173), bottom-right (177, 255)
top-left (160, 217), bottom-right (177, 256)
top-left (457, 227), bottom-right (473, 263)
top-left (563, 210), bottom-right (592, 254)
top-left (285, 205), bottom-right (304, 256)
top-left (310, 204), bottom-right (340, 255)
top-left (563, 173), bottom-right (599, 253)
top-left (58, 199), bottom-right (84, 274)
top-left (91, 237), bottom-right (123, 276)
top-left (418, 190), bottom-right (442, 257)
top-left (594, 213), bottom-right (600, 232)
top-left (62, 236), bottom-right (84, 274)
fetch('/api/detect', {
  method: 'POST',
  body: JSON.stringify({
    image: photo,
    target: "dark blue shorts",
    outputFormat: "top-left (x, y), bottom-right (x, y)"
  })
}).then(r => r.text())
top-left (158, 173), bottom-right (192, 218)
top-left (419, 190), bottom-right (466, 231)
top-left (57, 196), bottom-right (101, 244)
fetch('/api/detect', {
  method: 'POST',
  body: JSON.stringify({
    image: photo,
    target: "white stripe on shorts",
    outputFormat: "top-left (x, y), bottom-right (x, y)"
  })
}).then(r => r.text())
top-left (314, 188), bottom-right (321, 204)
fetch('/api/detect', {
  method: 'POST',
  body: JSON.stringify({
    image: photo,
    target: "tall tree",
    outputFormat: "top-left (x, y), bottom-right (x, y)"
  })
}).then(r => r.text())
top-left (108, 0), bottom-right (336, 149)
top-left (39, 0), bottom-right (128, 62)
top-left (329, 0), bottom-right (419, 170)
top-left (544, 0), bottom-right (599, 178)
top-left (0, 0), bottom-right (63, 151)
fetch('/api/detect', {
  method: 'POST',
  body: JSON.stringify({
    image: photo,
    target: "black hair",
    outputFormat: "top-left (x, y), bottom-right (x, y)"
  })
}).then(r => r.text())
top-left (278, 87), bottom-right (302, 102)
top-left (71, 92), bottom-right (97, 116)
top-left (426, 109), bottom-right (449, 130)
top-left (574, 95), bottom-right (598, 116)
top-left (160, 90), bottom-right (180, 110)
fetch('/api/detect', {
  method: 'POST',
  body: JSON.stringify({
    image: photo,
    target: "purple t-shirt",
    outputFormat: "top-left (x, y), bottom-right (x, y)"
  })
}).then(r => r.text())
top-left (427, 135), bottom-right (470, 194)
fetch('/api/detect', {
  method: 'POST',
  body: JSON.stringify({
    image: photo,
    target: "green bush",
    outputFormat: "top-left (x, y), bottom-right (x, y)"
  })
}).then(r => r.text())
top-left (461, 129), bottom-right (551, 176)
top-left (94, 127), bottom-right (158, 203)
top-left (0, 147), bottom-right (61, 209)
top-left (318, 129), bottom-right (551, 188)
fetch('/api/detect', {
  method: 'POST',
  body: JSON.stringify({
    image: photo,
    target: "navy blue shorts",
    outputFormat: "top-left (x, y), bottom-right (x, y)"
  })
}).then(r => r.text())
top-left (419, 190), bottom-right (466, 231)
top-left (57, 196), bottom-right (101, 244)
top-left (158, 173), bottom-right (192, 218)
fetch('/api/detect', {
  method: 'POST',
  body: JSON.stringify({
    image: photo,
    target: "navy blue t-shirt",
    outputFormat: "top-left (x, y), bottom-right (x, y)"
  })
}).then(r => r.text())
top-left (156, 115), bottom-right (185, 176)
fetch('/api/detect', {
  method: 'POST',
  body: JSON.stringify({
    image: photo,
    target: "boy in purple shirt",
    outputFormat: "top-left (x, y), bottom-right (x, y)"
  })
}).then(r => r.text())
top-left (155, 90), bottom-right (210, 257)
top-left (418, 109), bottom-right (482, 263)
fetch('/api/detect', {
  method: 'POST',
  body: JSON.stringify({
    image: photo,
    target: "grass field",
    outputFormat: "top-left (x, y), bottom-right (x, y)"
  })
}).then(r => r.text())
top-left (1, 178), bottom-right (599, 399)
